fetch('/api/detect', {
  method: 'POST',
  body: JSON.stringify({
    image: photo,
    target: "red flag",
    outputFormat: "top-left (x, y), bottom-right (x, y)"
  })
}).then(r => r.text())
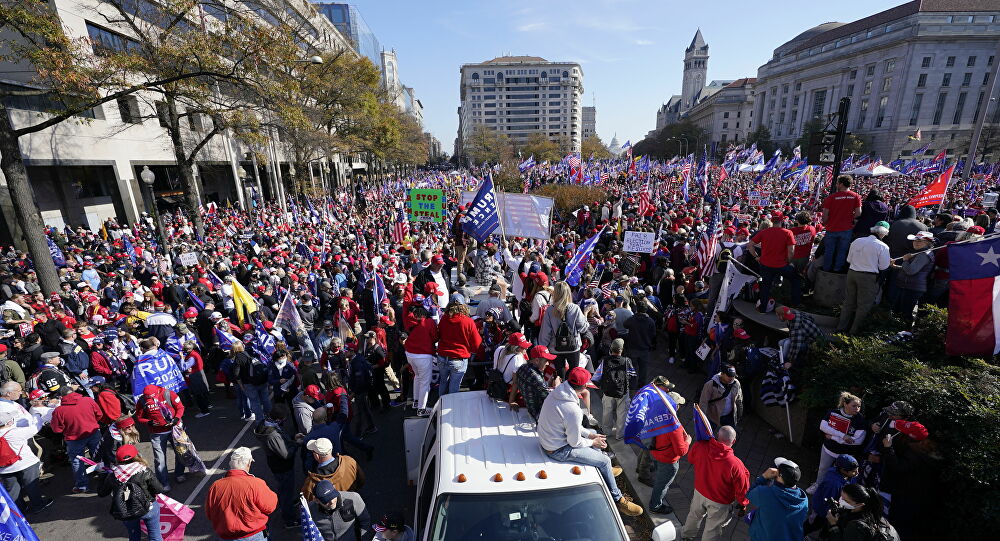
top-left (716, 166), bottom-right (728, 187)
top-left (932, 149), bottom-right (947, 162)
top-left (908, 165), bottom-right (955, 208)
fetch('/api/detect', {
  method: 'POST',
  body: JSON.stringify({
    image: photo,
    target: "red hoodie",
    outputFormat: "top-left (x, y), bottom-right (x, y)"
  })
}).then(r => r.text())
top-left (95, 388), bottom-right (123, 425)
top-left (686, 438), bottom-right (750, 506)
top-left (651, 426), bottom-right (690, 464)
top-left (404, 317), bottom-right (438, 356)
top-left (135, 387), bottom-right (184, 434)
top-left (50, 393), bottom-right (102, 440)
top-left (437, 313), bottom-right (482, 359)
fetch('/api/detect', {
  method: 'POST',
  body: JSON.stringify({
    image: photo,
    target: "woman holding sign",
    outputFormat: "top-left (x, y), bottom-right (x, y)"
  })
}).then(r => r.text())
top-left (807, 392), bottom-right (867, 494)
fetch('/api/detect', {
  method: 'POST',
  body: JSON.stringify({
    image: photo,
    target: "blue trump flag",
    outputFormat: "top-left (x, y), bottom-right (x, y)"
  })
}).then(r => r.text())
top-left (122, 237), bottom-right (137, 265)
top-left (47, 236), bottom-right (66, 267)
top-left (131, 349), bottom-right (187, 398)
top-left (693, 403), bottom-right (715, 441)
top-left (565, 225), bottom-right (606, 286)
top-left (461, 174), bottom-right (501, 242)
top-left (623, 383), bottom-right (681, 447)
top-left (0, 483), bottom-right (40, 541)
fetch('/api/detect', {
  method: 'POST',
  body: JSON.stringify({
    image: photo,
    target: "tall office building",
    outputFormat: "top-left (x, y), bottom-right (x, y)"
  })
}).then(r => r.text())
top-left (458, 56), bottom-right (585, 154)
top-left (582, 106), bottom-right (597, 140)
top-left (313, 3), bottom-right (381, 66)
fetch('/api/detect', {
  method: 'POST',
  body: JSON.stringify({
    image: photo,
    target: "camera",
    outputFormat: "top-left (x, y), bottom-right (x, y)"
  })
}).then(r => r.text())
top-left (825, 497), bottom-right (841, 516)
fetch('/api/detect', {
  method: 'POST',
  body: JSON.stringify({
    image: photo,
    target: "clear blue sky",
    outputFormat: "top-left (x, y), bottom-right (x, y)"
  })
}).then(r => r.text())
top-left (339, 0), bottom-right (901, 154)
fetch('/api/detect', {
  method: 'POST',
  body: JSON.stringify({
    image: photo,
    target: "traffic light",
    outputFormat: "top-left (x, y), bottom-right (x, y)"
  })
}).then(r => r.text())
top-left (807, 130), bottom-right (838, 165)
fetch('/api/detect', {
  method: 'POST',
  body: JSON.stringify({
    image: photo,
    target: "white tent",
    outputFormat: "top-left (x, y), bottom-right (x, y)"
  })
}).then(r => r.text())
top-left (738, 163), bottom-right (767, 172)
top-left (847, 165), bottom-right (900, 176)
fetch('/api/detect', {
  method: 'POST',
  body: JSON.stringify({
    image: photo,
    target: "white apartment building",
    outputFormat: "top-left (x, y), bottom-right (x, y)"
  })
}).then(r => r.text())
top-left (457, 56), bottom-right (584, 155)
top-left (0, 0), bottom-right (354, 244)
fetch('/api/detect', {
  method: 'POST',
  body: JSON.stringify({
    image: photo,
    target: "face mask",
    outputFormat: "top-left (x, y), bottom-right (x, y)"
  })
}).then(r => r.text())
top-left (275, 359), bottom-right (287, 369)
top-left (838, 497), bottom-right (857, 510)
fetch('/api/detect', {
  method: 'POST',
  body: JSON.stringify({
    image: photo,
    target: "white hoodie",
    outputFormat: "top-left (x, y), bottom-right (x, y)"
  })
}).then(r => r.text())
top-left (536, 380), bottom-right (595, 452)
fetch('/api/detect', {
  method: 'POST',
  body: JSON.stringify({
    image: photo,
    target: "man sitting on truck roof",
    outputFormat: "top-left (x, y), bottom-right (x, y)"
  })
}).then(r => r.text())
top-left (536, 367), bottom-right (643, 517)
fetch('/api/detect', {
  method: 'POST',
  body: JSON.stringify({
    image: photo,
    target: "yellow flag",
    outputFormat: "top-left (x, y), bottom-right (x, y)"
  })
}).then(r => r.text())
top-left (231, 278), bottom-right (258, 326)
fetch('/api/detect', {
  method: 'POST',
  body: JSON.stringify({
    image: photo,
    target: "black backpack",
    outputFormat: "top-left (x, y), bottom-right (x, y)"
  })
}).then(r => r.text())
top-left (551, 309), bottom-right (580, 354)
top-left (103, 389), bottom-right (136, 420)
top-left (597, 356), bottom-right (630, 399)
top-left (110, 475), bottom-right (151, 521)
top-left (485, 353), bottom-right (516, 401)
top-left (349, 354), bottom-right (372, 392)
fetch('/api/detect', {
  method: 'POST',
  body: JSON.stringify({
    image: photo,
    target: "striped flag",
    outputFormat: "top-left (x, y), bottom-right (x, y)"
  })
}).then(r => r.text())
top-left (299, 496), bottom-right (325, 541)
top-left (696, 201), bottom-right (723, 277)
top-left (391, 206), bottom-right (409, 243)
top-left (637, 187), bottom-right (653, 216)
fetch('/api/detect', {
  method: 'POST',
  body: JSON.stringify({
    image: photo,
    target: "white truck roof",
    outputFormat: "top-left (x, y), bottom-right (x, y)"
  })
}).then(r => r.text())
top-left (435, 390), bottom-right (605, 494)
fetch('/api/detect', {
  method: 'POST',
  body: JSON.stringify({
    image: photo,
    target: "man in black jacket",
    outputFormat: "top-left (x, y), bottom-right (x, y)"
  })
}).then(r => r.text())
top-left (253, 404), bottom-right (300, 529)
top-left (413, 254), bottom-right (452, 303)
top-left (623, 303), bottom-right (657, 385)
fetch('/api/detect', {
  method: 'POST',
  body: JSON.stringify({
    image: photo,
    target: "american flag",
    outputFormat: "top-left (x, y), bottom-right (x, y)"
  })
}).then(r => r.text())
top-left (637, 185), bottom-right (653, 216)
top-left (299, 497), bottom-right (325, 541)
top-left (599, 172), bottom-right (610, 183)
top-left (391, 206), bottom-right (409, 243)
top-left (587, 263), bottom-right (606, 289)
top-left (567, 154), bottom-right (581, 169)
top-left (696, 200), bottom-right (723, 277)
top-left (680, 162), bottom-right (693, 181)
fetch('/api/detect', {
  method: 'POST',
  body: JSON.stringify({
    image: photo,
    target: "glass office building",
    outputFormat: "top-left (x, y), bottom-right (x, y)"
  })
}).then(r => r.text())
top-left (313, 3), bottom-right (381, 66)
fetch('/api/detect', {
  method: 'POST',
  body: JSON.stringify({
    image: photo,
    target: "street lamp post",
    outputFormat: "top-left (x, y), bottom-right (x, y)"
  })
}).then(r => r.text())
top-left (139, 166), bottom-right (168, 252)
top-left (238, 166), bottom-right (253, 208)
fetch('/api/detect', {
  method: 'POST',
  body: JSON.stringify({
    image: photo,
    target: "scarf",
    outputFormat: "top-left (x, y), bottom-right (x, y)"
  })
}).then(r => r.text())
top-left (112, 462), bottom-right (145, 483)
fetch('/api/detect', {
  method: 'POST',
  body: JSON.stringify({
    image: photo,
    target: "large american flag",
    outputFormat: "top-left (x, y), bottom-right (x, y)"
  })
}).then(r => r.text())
top-left (637, 186), bottom-right (653, 216)
top-left (391, 206), bottom-right (409, 243)
top-left (696, 201), bottom-right (723, 277)
top-left (567, 154), bottom-right (581, 169)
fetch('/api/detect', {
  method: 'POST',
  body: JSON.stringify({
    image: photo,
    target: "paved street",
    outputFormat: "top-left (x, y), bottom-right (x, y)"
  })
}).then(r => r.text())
top-left (28, 387), bottom-right (413, 540)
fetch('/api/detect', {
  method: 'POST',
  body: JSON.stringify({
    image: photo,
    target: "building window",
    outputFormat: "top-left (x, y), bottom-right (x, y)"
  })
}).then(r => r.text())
top-left (780, 97), bottom-right (787, 108)
top-left (946, 56), bottom-right (956, 67)
top-left (882, 77), bottom-right (892, 92)
top-left (990, 56), bottom-right (996, 67)
top-left (154, 101), bottom-right (170, 127)
top-left (963, 73), bottom-right (972, 86)
top-left (885, 59), bottom-right (896, 73)
top-left (917, 74), bottom-right (927, 88)
top-left (795, 82), bottom-right (802, 91)
top-left (782, 84), bottom-right (789, 94)
top-left (471, 73), bottom-right (479, 80)
top-left (921, 56), bottom-right (932, 68)
top-left (849, 69), bottom-right (857, 80)
top-left (932, 93), bottom-right (947, 125)
top-left (723, 122), bottom-right (728, 129)
top-left (791, 109), bottom-right (797, 123)
top-left (723, 112), bottom-right (729, 118)
top-left (942, 73), bottom-right (951, 87)
top-left (876, 96), bottom-right (888, 127)
top-left (863, 80), bottom-right (872, 94)
top-left (847, 84), bottom-right (854, 96)
top-left (86, 21), bottom-right (140, 56)
top-left (968, 56), bottom-right (977, 67)
top-left (116, 96), bottom-right (141, 124)
top-left (187, 111), bottom-right (205, 132)
top-left (986, 72), bottom-right (992, 86)
top-left (973, 91), bottom-right (986, 120)
top-left (954, 92), bottom-right (967, 124)
top-left (858, 98), bottom-right (868, 127)
top-left (736, 122), bottom-right (740, 128)
top-left (909, 94), bottom-right (923, 126)
top-left (812, 89), bottom-right (827, 119)
top-left (865, 64), bottom-right (875, 77)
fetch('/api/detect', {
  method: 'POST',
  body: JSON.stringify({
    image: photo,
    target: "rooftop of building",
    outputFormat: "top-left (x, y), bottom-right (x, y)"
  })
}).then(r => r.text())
top-left (780, 0), bottom-right (998, 56)
top-left (725, 77), bottom-right (758, 88)
top-left (483, 55), bottom-right (548, 64)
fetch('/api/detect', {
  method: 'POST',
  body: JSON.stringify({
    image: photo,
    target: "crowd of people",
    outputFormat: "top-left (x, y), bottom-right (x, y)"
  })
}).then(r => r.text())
top-left (0, 155), bottom-right (969, 540)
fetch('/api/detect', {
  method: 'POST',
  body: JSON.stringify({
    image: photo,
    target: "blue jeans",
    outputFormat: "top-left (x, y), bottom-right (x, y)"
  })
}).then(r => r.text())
top-left (234, 385), bottom-right (252, 418)
top-left (242, 383), bottom-right (271, 421)
top-left (439, 357), bottom-right (468, 396)
top-left (547, 444), bottom-right (622, 500)
top-left (650, 460), bottom-right (680, 509)
top-left (219, 532), bottom-right (267, 541)
top-left (66, 431), bottom-right (101, 490)
top-left (759, 264), bottom-right (802, 307)
top-left (823, 230), bottom-right (853, 272)
top-left (124, 501), bottom-right (162, 541)
top-left (150, 431), bottom-right (185, 487)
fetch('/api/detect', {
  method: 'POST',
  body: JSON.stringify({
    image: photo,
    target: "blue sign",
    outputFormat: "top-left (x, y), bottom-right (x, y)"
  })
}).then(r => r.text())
top-left (461, 174), bottom-right (500, 242)
top-left (131, 350), bottom-right (187, 398)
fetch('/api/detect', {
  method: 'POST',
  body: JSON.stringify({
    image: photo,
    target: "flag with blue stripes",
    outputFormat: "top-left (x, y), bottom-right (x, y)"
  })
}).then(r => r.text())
top-left (374, 273), bottom-right (388, 314)
top-left (253, 321), bottom-right (276, 364)
top-left (215, 327), bottom-right (237, 351)
top-left (565, 226), bottom-right (605, 287)
top-left (47, 236), bottom-right (66, 267)
top-left (187, 288), bottom-right (204, 311)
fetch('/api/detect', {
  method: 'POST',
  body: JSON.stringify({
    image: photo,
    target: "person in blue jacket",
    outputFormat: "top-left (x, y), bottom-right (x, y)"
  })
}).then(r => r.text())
top-left (747, 457), bottom-right (809, 541)
top-left (805, 454), bottom-right (861, 535)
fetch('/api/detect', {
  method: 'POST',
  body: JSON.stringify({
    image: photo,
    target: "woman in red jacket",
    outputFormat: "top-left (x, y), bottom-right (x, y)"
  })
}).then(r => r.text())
top-left (403, 300), bottom-right (437, 417)
top-left (437, 301), bottom-right (482, 397)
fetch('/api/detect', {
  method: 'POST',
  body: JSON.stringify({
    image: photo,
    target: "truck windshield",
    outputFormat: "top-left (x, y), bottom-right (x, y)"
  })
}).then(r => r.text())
top-left (429, 484), bottom-right (627, 541)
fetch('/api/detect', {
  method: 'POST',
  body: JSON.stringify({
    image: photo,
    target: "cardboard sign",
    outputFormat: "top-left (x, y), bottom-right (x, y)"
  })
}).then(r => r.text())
top-left (408, 189), bottom-right (445, 222)
top-left (622, 231), bottom-right (656, 253)
top-left (177, 252), bottom-right (199, 267)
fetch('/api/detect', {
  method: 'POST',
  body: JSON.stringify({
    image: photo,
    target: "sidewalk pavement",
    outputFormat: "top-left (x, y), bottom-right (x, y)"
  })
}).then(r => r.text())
top-left (592, 343), bottom-right (818, 541)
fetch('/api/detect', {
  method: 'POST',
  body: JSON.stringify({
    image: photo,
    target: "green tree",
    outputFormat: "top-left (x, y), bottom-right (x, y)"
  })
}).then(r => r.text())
top-left (794, 118), bottom-right (825, 151)
top-left (581, 135), bottom-right (612, 160)
top-left (464, 126), bottom-right (514, 165)
top-left (633, 121), bottom-right (708, 159)
top-left (747, 126), bottom-right (775, 156)
top-left (843, 133), bottom-right (870, 156)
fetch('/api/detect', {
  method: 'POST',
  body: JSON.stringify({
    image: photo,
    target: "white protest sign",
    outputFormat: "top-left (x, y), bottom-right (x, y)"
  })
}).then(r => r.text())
top-left (622, 231), bottom-right (656, 253)
top-left (178, 252), bottom-right (199, 266)
top-left (984, 192), bottom-right (998, 208)
top-left (460, 191), bottom-right (554, 239)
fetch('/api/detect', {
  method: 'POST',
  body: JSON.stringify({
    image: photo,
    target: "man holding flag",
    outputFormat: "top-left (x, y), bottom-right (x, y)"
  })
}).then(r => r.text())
top-left (645, 377), bottom-right (691, 515)
top-left (679, 424), bottom-right (750, 541)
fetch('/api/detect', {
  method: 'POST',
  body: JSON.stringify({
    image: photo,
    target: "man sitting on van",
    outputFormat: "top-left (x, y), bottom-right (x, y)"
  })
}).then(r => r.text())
top-left (537, 367), bottom-right (643, 517)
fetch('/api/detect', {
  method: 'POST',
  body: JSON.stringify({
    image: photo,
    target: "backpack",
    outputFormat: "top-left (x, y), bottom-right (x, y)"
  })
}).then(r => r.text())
top-left (110, 475), bottom-right (151, 521)
top-left (102, 388), bottom-right (136, 420)
top-left (551, 308), bottom-right (581, 354)
top-left (533, 292), bottom-right (551, 328)
top-left (0, 362), bottom-right (13, 386)
top-left (485, 353), bottom-right (517, 401)
top-left (0, 428), bottom-right (23, 467)
top-left (349, 354), bottom-right (372, 392)
top-left (597, 356), bottom-right (630, 399)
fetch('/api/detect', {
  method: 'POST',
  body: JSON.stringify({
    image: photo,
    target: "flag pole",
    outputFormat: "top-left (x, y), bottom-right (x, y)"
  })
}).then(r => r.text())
top-left (779, 345), bottom-right (794, 443)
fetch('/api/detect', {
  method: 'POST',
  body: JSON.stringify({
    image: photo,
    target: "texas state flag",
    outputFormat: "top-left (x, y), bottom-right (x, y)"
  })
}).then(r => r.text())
top-left (947, 236), bottom-right (1000, 356)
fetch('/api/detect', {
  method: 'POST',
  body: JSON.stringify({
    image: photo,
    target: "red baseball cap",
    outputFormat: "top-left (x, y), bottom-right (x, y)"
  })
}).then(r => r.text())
top-left (431, 254), bottom-right (445, 265)
top-left (304, 385), bottom-right (323, 400)
top-left (184, 308), bottom-right (198, 318)
top-left (528, 345), bottom-right (556, 360)
top-left (116, 444), bottom-right (138, 462)
top-left (379, 316), bottom-right (393, 326)
top-left (507, 332), bottom-right (531, 349)
top-left (153, 301), bottom-right (164, 308)
top-left (566, 367), bottom-right (591, 386)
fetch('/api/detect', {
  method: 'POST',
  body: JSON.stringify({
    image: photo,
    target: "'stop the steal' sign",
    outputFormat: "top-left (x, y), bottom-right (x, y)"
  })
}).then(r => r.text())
top-left (408, 189), bottom-right (445, 222)
top-left (622, 231), bottom-right (656, 253)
